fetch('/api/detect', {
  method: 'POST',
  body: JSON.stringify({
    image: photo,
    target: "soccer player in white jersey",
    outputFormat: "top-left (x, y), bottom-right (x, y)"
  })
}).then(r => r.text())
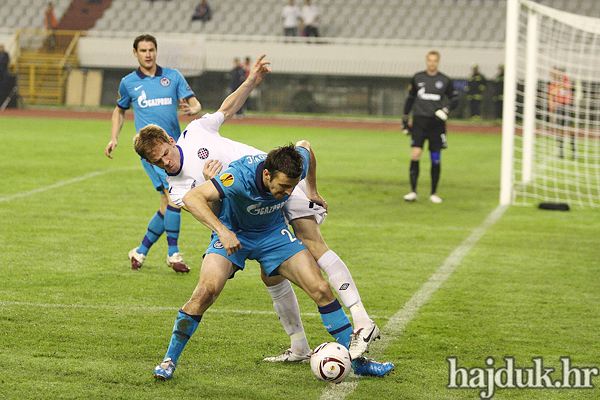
top-left (134, 55), bottom-right (387, 368)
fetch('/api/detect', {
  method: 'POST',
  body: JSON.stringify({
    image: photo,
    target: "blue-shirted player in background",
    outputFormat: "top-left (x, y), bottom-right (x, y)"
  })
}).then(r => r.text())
top-left (152, 141), bottom-right (394, 380)
top-left (105, 34), bottom-right (202, 273)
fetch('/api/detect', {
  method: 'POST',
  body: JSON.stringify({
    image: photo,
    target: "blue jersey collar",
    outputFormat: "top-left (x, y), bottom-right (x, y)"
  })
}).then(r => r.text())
top-left (167, 145), bottom-right (184, 176)
top-left (255, 162), bottom-right (272, 198)
top-left (135, 65), bottom-right (164, 79)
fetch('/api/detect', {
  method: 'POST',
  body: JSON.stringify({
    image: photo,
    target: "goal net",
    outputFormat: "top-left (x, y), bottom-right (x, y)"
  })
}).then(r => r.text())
top-left (500, 0), bottom-right (600, 208)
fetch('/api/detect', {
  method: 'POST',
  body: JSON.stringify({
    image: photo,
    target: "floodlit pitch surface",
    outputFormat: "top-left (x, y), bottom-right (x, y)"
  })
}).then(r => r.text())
top-left (1, 111), bottom-right (599, 400)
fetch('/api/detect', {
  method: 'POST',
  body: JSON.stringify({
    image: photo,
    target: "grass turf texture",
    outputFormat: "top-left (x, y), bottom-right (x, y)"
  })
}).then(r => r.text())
top-left (1, 115), bottom-right (599, 399)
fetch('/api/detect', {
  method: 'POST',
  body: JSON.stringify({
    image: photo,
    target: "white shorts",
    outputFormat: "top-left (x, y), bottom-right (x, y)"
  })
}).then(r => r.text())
top-left (283, 180), bottom-right (327, 226)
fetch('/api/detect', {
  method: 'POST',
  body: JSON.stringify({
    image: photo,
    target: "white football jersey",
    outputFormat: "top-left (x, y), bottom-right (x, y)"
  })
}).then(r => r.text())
top-left (166, 112), bottom-right (262, 207)
top-left (167, 111), bottom-right (327, 224)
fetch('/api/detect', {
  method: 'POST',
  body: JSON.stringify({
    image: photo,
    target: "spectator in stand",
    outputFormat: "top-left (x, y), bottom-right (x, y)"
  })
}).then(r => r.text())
top-left (282, 0), bottom-right (301, 36)
top-left (0, 44), bottom-right (9, 90)
top-left (301, 0), bottom-right (319, 37)
top-left (231, 58), bottom-right (247, 117)
top-left (44, 2), bottom-right (59, 50)
top-left (465, 64), bottom-right (487, 119)
top-left (492, 64), bottom-right (504, 121)
top-left (242, 56), bottom-right (251, 79)
top-left (292, 79), bottom-right (319, 113)
top-left (191, 0), bottom-right (212, 22)
top-left (548, 66), bottom-right (575, 159)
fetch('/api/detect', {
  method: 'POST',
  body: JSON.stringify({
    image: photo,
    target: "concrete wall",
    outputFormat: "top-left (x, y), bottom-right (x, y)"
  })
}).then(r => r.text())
top-left (77, 33), bottom-right (505, 79)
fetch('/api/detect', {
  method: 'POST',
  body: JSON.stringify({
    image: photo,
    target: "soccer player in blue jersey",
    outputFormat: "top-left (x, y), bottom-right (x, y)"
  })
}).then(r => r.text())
top-left (151, 141), bottom-right (394, 380)
top-left (105, 34), bottom-right (202, 273)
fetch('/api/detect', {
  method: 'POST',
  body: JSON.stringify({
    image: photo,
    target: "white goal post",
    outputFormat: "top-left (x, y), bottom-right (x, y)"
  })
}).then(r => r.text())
top-left (500, 0), bottom-right (600, 208)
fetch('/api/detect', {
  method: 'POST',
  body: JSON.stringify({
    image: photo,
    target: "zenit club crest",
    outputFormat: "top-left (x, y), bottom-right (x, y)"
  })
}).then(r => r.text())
top-left (213, 241), bottom-right (224, 249)
top-left (197, 148), bottom-right (209, 159)
top-left (220, 173), bottom-right (234, 187)
top-left (435, 80), bottom-right (444, 89)
top-left (160, 77), bottom-right (171, 87)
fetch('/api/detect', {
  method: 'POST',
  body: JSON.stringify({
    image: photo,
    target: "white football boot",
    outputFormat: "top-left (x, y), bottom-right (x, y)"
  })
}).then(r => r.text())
top-left (429, 194), bottom-right (443, 204)
top-left (403, 191), bottom-right (418, 202)
top-left (166, 253), bottom-right (190, 273)
top-left (263, 348), bottom-right (312, 363)
top-left (128, 248), bottom-right (146, 270)
top-left (348, 321), bottom-right (380, 360)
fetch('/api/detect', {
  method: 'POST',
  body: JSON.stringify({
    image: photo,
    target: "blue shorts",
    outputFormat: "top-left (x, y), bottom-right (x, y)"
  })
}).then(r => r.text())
top-left (141, 158), bottom-right (169, 192)
top-left (205, 223), bottom-right (307, 277)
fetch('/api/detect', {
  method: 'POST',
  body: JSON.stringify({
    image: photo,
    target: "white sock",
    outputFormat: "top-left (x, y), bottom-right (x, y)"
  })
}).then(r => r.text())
top-left (317, 250), bottom-right (371, 330)
top-left (267, 279), bottom-right (311, 356)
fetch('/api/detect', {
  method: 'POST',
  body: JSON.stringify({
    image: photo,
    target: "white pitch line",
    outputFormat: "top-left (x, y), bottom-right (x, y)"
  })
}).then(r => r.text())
top-left (320, 204), bottom-right (508, 400)
top-left (0, 301), bottom-right (280, 315)
top-left (0, 167), bottom-right (140, 203)
top-left (0, 300), bottom-right (384, 320)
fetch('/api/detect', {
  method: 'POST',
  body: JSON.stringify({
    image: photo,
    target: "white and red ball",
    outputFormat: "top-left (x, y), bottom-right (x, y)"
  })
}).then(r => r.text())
top-left (310, 342), bottom-right (352, 384)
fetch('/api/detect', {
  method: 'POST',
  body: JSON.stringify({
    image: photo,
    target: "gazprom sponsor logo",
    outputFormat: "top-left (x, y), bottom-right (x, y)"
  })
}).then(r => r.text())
top-left (247, 202), bottom-right (285, 215)
top-left (137, 90), bottom-right (173, 108)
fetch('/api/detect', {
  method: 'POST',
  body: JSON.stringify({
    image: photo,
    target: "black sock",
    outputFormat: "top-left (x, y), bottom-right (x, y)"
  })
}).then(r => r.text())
top-left (431, 164), bottom-right (441, 195)
top-left (409, 161), bottom-right (419, 192)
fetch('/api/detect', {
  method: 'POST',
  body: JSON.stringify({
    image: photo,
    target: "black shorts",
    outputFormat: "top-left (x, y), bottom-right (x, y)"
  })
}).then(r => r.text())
top-left (554, 104), bottom-right (574, 127)
top-left (410, 115), bottom-right (447, 152)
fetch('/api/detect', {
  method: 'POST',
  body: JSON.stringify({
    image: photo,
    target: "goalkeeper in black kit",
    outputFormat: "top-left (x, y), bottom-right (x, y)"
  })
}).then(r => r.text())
top-left (402, 50), bottom-right (459, 204)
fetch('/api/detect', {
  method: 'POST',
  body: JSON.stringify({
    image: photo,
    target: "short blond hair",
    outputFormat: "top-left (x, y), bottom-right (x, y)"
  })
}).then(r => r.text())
top-left (133, 124), bottom-right (170, 160)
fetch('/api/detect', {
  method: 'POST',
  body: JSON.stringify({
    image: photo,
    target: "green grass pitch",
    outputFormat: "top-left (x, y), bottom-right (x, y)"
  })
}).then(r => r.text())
top-left (1, 115), bottom-right (599, 399)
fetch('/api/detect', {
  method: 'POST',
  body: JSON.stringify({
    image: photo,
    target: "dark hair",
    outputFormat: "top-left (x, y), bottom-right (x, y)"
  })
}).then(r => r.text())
top-left (264, 143), bottom-right (303, 179)
top-left (133, 34), bottom-right (157, 51)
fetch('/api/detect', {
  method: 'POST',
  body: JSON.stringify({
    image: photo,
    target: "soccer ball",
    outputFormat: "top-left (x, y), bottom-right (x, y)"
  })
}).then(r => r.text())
top-left (310, 342), bottom-right (352, 384)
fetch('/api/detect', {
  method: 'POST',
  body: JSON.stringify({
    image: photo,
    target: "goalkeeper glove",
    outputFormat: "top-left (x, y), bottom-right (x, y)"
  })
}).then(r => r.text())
top-left (402, 116), bottom-right (410, 135)
top-left (435, 107), bottom-right (449, 121)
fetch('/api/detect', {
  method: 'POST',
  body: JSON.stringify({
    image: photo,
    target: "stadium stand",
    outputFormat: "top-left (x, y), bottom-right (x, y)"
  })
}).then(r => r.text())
top-left (1, 0), bottom-right (598, 42)
top-left (0, 0), bottom-right (71, 31)
top-left (86, 0), bottom-right (600, 41)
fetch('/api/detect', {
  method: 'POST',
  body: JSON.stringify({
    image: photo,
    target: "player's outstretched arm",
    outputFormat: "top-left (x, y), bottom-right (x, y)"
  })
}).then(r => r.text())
top-left (182, 181), bottom-right (241, 255)
top-left (296, 140), bottom-right (328, 212)
top-left (218, 54), bottom-right (271, 121)
top-left (106, 106), bottom-right (126, 158)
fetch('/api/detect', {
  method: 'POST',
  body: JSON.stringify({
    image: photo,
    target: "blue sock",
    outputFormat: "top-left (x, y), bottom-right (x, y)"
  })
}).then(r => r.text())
top-left (164, 205), bottom-right (181, 257)
top-left (138, 211), bottom-right (165, 256)
top-left (164, 309), bottom-right (202, 366)
top-left (318, 299), bottom-right (353, 348)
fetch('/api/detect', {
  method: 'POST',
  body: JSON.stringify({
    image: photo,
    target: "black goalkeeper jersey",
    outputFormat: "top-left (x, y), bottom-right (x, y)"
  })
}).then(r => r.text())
top-left (406, 71), bottom-right (458, 118)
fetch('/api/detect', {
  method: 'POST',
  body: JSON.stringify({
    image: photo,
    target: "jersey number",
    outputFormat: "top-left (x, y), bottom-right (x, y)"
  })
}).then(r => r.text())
top-left (281, 229), bottom-right (297, 243)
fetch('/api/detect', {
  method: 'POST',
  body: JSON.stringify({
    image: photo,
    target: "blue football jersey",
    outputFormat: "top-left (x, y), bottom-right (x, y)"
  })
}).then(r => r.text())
top-left (211, 147), bottom-right (310, 233)
top-left (117, 66), bottom-right (194, 141)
